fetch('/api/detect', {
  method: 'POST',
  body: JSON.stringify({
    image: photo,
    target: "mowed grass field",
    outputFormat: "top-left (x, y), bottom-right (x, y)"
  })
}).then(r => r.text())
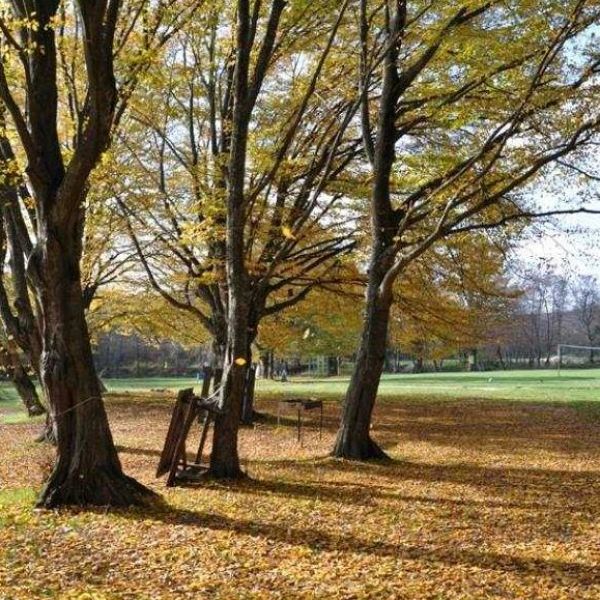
top-left (3, 368), bottom-right (599, 425)
top-left (2, 369), bottom-right (600, 598)
top-left (104, 368), bottom-right (600, 403)
top-left (107, 367), bottom-right (600, 403)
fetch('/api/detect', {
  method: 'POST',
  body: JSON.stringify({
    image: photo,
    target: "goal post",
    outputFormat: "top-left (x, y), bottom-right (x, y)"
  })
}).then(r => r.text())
top-left (557, 344), bottom-right (600, 375)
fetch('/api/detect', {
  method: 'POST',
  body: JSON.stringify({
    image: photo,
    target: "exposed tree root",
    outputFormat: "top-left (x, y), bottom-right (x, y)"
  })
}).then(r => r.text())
top-left (37, 467), bottom-right (159, 509)
top-left (206, 464), bottom-right (248, 480)
top-left (332, 433), bottom-right (391, 461)
top-left (35, 421), bottom-right (56, 446)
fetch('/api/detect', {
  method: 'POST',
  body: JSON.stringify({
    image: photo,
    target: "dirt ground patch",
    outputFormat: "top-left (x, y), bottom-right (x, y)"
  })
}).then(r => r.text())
top-left (1, 394), bottom-right (599, 599)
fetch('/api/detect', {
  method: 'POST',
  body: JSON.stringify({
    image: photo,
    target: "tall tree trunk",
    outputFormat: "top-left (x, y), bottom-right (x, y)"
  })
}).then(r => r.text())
top-left (209, 0), bottom-right (288, 476)
top-left (208, 0), bottom-right (252, 479)
top-left (37, 230), bottom-right (155, 508)
top-left (0, 0), bottom-right (157, 508)
top-left (208, 147), bottom-right (249, 475)
top-left (0, 208), bottom-right (46, 419)
top-left (208, 291), bottom-right (248, 478)
top-left (331, 0), bottom-right (406, 461)
top-left (332, 261), bottom-right (392, 460)
top-left (208, 200), bottom-right (249, 476)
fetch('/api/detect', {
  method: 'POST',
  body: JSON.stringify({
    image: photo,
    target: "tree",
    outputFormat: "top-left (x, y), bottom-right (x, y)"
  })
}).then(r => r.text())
top-left (0, 0), bottom-right (199, 507)
top-left (333, 0), bottom-right (600, 459)
top-left (0, 340), bottom-right (43, 416)
top-left (257, 270), bottom-right (364, 360)
top-left (514, 264), bottom-right (570, 366)
top-left (213, 0), bottom-right (362, 476)
top-left (0, 113), bottom-right (129, 423)
top-left (0, 188), bottom-right (45, 417)
top-left (110, 0), bottom-right (356, 475)
top-left (573, 275), bottom-right (600, 361)
top-left (389, 233), bottom-right (517, 371)
top-left (0, 0), bottom-right (151, 507)
top-left (0, 105), bottom-right (48, 419)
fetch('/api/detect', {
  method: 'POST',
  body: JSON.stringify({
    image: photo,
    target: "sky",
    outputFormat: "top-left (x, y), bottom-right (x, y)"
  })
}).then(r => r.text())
top-left (513, 155), bottom-right (600, 280)
top-left (516, 211), bottom-right (600, 280)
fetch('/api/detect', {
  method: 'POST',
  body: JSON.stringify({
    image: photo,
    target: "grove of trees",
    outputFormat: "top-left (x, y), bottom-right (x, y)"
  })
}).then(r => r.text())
top-left (0, 0), bottom-right (599, 507)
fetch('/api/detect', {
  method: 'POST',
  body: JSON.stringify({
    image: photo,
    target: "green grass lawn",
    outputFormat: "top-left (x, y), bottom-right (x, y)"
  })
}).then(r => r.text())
top-left (256, 369), bottom-right (600, 403)
top-left (2, 368), bottom-right (600, 424)
top-left (102, 368), bottom-right (600, 403)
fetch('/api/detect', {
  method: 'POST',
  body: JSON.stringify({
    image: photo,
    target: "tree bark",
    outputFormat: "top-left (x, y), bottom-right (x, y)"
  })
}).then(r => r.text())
top-left (332, 0), bottom-right (403, 461)
top-left (0, 0), bottom-right (159, 507)
top-left (209, 0), bottom-right (290, 475)
top-left (0, 201), bottom-right (46, 418)
top-left (12, 361), bottom-right (45, 417)
top-left (208, 168), bottom-right (249, 475)
top-left (36, 227), bottom-right (155, 508)
top-left (211, 334), bottom-right (226, 392)
top-left (241, 363), bottom-right (257, 425)
top-left (332, 264), bottom-right (391, 460)
top-left (240, 316), bottom-right (261, 425)
top-left (208, 291), bottom-right (248, 479)
top-left (0, 343), bottom-right (44, 416)
top-left (36, 413), bottom-right (57, 445)
top-left (208, 0), bottom-right (257, 479)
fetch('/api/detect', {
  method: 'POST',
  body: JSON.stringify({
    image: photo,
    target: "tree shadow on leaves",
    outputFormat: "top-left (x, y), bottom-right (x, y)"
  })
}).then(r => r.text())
top-left (178, 472), bottom-right (589, 512)
top-left (123, 502), bottom-right (600, 586)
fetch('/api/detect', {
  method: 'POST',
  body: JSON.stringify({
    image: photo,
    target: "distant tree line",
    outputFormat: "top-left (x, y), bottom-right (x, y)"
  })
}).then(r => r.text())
top-left (90, 266), bottom-right (600, 377)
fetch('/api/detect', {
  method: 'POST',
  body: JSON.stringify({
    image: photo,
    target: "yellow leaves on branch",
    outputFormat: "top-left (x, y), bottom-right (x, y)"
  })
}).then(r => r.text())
top-left (281, 226), bottom-right (296, 240)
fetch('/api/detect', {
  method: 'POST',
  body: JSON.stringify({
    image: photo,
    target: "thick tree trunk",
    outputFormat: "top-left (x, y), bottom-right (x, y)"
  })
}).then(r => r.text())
top-left (332, 0), bottom-right (405, 462)
top-left (332, 267), bottom-right (392, 460)
top-left (36, 232), bottom-right (155, 508)
top-left (208, 0), bottom-right (280, 478)
top-left (208, 100), bottom-right (249, 479)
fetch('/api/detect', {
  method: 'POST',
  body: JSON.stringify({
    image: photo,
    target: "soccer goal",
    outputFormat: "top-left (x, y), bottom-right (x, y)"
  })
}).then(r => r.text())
top-left (556, 344), bottom-right (600, 375)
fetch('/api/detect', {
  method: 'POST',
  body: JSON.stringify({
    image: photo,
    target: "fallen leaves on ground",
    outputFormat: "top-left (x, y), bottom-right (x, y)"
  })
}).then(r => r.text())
top-left (1, 394), bottom-right (599, 599)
